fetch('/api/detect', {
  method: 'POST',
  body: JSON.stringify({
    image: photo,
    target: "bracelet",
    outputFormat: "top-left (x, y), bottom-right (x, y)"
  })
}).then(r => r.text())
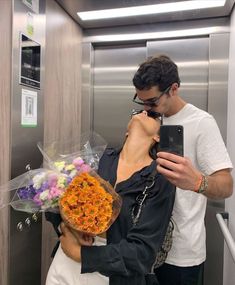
top-left (198, 175), bottom-right (208, 194)
top-left (194, 174), bottom-right (203, 193)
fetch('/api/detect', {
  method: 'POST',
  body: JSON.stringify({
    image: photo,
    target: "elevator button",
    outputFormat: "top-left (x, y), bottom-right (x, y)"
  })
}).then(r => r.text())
top-left (25, 217), bottom-right (31, 227)
top-left (32, 213), bottom-right (38, 222)
top-left (17, 222), bottom-right (23, 231)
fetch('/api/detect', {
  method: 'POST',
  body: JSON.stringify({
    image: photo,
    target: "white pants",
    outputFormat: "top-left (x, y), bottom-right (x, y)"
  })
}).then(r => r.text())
top-left (46, 236), bottom-right (109, 285)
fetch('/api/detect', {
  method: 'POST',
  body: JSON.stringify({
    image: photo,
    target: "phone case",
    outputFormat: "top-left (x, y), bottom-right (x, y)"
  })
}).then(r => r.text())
top-left (159, 125), bottom-right (184, 156)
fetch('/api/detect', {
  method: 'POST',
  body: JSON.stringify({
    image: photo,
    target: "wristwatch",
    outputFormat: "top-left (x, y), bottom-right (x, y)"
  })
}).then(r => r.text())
top-left (198, 175), bottom-right (208, 194)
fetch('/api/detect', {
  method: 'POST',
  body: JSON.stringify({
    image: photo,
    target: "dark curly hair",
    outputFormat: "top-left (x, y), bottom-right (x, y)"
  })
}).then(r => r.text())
top-left (133, 54), bottom-right (181, 92)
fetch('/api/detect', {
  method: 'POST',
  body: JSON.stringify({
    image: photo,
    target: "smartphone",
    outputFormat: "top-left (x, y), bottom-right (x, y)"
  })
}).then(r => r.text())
top-left (159, 125), bottom-right (184, 156)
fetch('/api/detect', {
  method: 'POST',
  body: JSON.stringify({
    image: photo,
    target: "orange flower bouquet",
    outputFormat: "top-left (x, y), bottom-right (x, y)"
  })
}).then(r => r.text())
top-left (59, 171), bottom-right (122, 235)
top-left (36, 132), bottom-right (122, 235)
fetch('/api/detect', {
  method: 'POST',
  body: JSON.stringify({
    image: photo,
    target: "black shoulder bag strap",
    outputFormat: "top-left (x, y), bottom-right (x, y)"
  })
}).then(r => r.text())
top-left (131, 168), bottom-right (156, 226)
top-left (131, 168), bottom-right (160, 284)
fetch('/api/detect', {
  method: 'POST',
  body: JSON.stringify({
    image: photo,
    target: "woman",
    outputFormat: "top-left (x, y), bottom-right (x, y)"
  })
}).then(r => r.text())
top-left (46, 110), bottom-right (175, 285)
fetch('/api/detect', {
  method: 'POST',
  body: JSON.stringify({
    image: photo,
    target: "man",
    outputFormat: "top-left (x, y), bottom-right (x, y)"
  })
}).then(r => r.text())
top-left (132, 55), bottom-right (233, 285)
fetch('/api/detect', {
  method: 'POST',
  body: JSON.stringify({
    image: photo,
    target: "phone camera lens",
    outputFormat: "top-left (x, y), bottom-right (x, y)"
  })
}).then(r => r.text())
top-left (178, 128), bottom-right (182, 134)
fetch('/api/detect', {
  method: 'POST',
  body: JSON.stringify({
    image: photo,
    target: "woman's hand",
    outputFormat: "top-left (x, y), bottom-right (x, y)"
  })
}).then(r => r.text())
top-left (70, 228), bottom-right (94, 246)
top-left (60, 222), bottom-right (82, 262)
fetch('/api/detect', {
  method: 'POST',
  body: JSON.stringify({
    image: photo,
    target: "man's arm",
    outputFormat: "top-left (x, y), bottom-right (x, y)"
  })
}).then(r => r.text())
top-left (156, 152), bottom-right (233, 199)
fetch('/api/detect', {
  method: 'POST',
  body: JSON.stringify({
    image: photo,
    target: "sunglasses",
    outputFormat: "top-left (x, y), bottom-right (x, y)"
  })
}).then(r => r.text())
top-left (131, 109), bottom-right (163, 124)
top-left (132, 85), bottom-right (172, 107)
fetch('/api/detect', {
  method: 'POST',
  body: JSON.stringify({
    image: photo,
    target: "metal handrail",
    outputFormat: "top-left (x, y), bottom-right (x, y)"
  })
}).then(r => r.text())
top-left (216, 212), bottom-right (235, 263)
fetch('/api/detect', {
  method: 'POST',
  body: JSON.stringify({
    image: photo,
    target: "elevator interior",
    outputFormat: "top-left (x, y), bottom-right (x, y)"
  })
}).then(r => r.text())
top-left (1, 1), bottom-right (235, 285)
top-left (59, 1), bottom-right (234, 285)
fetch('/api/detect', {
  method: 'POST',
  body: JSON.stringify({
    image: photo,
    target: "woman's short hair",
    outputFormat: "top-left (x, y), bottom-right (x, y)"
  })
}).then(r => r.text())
top-left (149, 141), bottom-right (158, 160)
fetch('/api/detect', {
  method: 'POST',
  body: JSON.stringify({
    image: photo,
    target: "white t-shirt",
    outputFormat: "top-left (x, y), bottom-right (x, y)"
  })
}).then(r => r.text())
top-left (163, 103), bottom-right (233, 266)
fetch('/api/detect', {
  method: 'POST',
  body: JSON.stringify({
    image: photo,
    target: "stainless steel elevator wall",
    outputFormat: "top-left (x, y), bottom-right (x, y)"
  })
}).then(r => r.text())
top-left (10, 1), bottom-right (46, 285)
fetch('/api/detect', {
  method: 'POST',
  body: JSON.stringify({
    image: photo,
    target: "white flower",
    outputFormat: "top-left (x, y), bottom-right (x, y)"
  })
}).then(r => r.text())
top-left (33, 173), bottom-right (46, 189)
top-left (39, 189), bottom-right (49, 201)
top-left (69, 169), bottom-right (77, 178)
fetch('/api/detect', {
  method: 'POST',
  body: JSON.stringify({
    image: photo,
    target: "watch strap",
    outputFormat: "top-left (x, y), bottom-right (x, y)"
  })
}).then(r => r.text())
top-left (198, 175), bottom-right (208, 194)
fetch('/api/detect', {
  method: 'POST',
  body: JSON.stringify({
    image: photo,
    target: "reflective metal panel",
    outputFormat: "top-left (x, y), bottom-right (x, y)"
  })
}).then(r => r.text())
top-left (208, 33), bottom-right (230, 142)
top-left (147, 37), bottom-right (209, 111)
top-left (81, 43), bottom-right (94, 134)
top-left (206, 33), bottom-right (230, 285)
top-left (93, 44), bottom-right (146, 147)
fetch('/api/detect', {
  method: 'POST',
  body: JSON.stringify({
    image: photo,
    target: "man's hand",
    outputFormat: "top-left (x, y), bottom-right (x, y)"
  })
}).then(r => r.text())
top-left (156, 151), bottom-right (233, 199)
top-left (156, 151), bottom-right (200, 191)
top-left (60, 223), bottom-right (82, 262)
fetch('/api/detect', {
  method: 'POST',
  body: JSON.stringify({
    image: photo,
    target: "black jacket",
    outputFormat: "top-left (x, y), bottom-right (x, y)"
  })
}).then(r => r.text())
top-left (81, 148), bottom-right (175, 285)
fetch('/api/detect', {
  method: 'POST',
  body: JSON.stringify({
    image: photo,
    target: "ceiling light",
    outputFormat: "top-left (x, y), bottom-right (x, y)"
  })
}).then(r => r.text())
top-left (77, 0), bottom-right (226, 21)
top-left (84, 26), bottom-right (229, 43)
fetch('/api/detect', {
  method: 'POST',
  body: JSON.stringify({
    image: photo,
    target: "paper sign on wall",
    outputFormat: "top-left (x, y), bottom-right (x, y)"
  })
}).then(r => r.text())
top-left (21, 89), bottom-right (37, 127)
